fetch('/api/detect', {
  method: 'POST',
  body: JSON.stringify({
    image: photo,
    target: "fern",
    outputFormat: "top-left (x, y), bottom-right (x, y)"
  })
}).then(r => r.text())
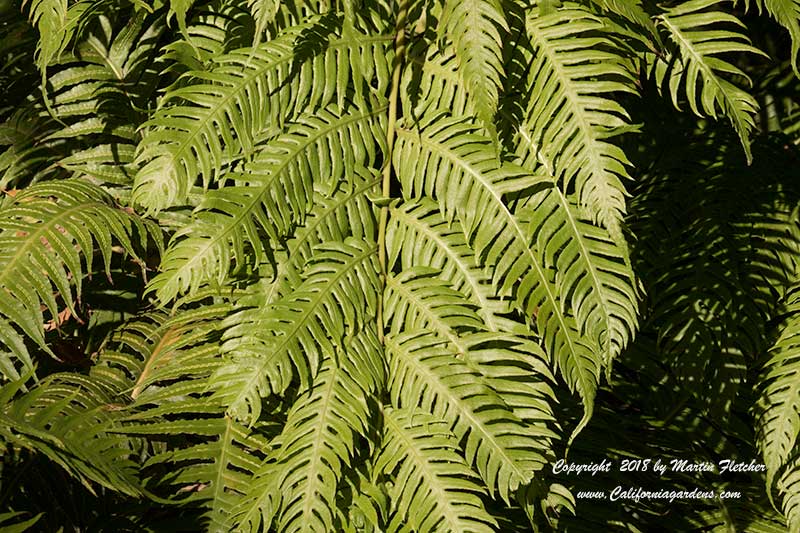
top-left (3, 0), bottom-right (800, 530)
top-left (653, 0), bottom-right (766, 161)
top-left (377, 407), bottom-right (498, 533)
top-left (0, 180), bottom-right (160, 377)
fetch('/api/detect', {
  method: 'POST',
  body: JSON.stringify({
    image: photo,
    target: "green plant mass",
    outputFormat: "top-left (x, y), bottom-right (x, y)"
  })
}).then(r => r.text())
top-left (1, 0), bottom-right (800, 530)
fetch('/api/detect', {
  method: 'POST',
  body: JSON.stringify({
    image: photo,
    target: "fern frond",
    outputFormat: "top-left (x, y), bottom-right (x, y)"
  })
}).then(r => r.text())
top-left (654, 0), bottom-right (765, 162)
top-left (250, 0), bottom-right (280, 47)
top-left (240, 355), bottom-right (374, 533)
top-left (403, 46), bottom-right (475, 120)
top-left (740, 0), bottom-right (800, 74)
top-left (394, 115), bottom-right (603, 438)
top-left (0, 373), bottom-right (143, 496)
top-left (386, 199), bottom-right (511, 331)
top-left (386, 331), bottom-right (549, 501)
top-left (377, 407), bottom-right (498, 533)
top-left (0, 180), bottom-right (160, 375)
top-left (148, 105), bottom-right (385, 302)
top-left (282, 169), bottom-right (379, 284)
top-left (526, 186), bottom-right (638, 365)
top-left (133, 18), bottom-right (393, 212)
top-left (384, 267), bottom-right (484, 355)
top-left (522, 6), bottom-right (637, 235)
top-left (755, 285), bottom-right (800, 491)
top-left (439, 0), bottom-right (507, 135)
top-left (95, 304), bottom-right (279, 531)
top-left (777, 453), bottom-right (800, 529)
top-left (215, 238), bottom-right (379, 424)
top-left (23, 0), bottom-right (89, 72)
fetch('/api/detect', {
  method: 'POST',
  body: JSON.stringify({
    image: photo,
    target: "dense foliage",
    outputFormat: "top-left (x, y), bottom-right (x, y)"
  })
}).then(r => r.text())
top-left (1, 0), bottom-right (799, 530)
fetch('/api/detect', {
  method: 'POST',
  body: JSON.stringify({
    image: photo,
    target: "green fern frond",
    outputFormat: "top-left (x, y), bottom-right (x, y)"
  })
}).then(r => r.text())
top-left (525, 186), bottom-right (638, 366)
top-left (148, 105), bottom-right (385, 302)
top-left (282, 169), bottom-right (379, 284)
top-left (439, 0), bottom-right (507, 136)
top-left (133, 18), bottom-right (393, 212)
top-left (0, 180), bottom-right (160, 375)
top-left (23, 0), bottom-right (90, 72)
top-left (92, 304), bottom-right (231, 398)
top-left (96, 305), bottom-right (279, 531)
top-left (215, 238), bottom-right (379, 424)
top-left (584, 0), bottom-right (660, 46)
top-left (777, 454), bottom-right (800, 529)
top-left (0, 373), bottom-right (143, 496)
top-left (522, 6), bottom-right (637, 236)
top-left (740, 0), bottom-right (800, 74)
top-left (250, 0), bottom-right (280, 47)
top-left (394, 115), bottom-right (603, 439)
top-left (654, 0), bottom-right (765, 162)
top-left (384, 267), bottom-right (485, 355)
top-left (386, 199), bottom-right (512, 331)
top-left (386, 331), bottom-right (549, 502)
top-left (241, 355), bottom-right (375, 533)
top-left (402, 46), bottom-right (476, 120)
top-left (755, 285), bottom-right (800, 491)
top-left (377, 407), bottom-right (498, 533)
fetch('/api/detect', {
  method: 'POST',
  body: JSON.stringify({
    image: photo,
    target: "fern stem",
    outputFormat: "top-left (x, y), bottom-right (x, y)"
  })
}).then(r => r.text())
top-left (377, 0), bottom-right (409, 343)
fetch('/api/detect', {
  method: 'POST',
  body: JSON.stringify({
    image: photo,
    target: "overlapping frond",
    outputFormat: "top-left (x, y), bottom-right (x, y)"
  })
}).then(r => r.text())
top-left (525, 186), bottom-right (638, 366)
top-left (439, 0), bottom-right (506, 134)
top-left (93, 301), bottom-right (281, 531)
top-left (386, 199), bottom-right (511, 331)
top-left (653, 0), bottom-right (765, 161)
top-left (755, 284), bottom-right (800, 515)
top-left (740, 0), bottom-right (800, 73)
top-left (384, 268), bottom-right (484, 354)
top-left (0, 180), bottom-right (160, 377)
top-left (385, 331), bottom-right (549, 501)
top-left (282, 169), bottom-right (379, 284)
top-left (133, 17), bottom-right (393, 211)
top-left (394, 114), bottom-right (604, 437)
top-left (23, 0), bottom-right (89, 72)
top-left (215, 238), bottom-right (379, 424)
top-left (148, 104), bottom-right (385, 302)
top-left (0, 373), bottom-right (143, 497)
top-left (522, 6), bottom-right (637, 236)
top-left (377, 407), bottom-right (498, 533)
top-left (236, 355), bottom-right (375, 533)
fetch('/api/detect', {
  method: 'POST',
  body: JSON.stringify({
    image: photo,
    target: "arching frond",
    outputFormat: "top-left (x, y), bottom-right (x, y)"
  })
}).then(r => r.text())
top-left (522, 6), bottom-right (637, 236)
top-left (386, 331), bottom-right (549, 501)
top-left (384, 267), bottom-right (484, 355)
top-left (386, 199), bottom-right (511, 331)
top-left (654, 0), bottom-right (765, 161)
top-left (403, 46), bottom-right (475, 121)
top-left (740, 0), bottom-right (800, 74)
top-left (133, 18), bottom-right (393, 212)
top-left (0, 373), bottom-right (143, 497)
top-left (23, 0), bottom-right (89, 72)
top-left (525, 186), bottom-right (638, 366)
top-left (282, 169), bottom-right (379, 284)
top-left (755, 285), bottom-right (800, 494)
top-left (439, 0), bottom-right (507, 135)
top-left (148, 104), bottom-right (385, 303)
top-left (215, 239), bottom-right (379, 424)
top-left (377, 407), bottom-right (498, 533)
top-left (394, 114), bottom-right (603, 438)
top-left (238, 355), bottom-right (375, 533)
top-left (0, 180), bottom-right (160, 376)
top-left (94, 301), bottom-right (281, 532)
